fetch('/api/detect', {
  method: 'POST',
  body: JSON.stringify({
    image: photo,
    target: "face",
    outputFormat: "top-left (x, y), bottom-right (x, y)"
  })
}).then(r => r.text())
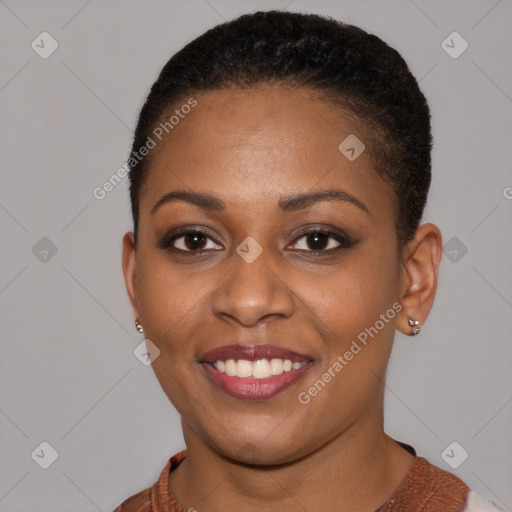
top-left (123, 85), bottom-right (408, 465)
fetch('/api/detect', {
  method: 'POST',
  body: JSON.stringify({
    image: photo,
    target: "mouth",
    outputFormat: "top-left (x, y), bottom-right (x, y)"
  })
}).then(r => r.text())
top-left (199, 344), bottom-right (314, 400)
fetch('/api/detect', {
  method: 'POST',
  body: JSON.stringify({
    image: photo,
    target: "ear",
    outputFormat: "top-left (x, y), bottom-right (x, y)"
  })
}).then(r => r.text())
top-left (397, 223), bottom-right (443, 336)
top-left (122, 231), bottom-right (140, 321)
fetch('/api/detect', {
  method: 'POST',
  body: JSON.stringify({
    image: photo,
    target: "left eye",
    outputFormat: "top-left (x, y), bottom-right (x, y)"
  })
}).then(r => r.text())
top-left (289, 230), bottom-right (345, 252)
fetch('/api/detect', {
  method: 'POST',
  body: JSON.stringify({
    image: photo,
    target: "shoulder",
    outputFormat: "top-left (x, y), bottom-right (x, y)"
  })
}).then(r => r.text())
top-left (111, 487), bottom-right (152, 512)
top-left (397, 456), bottom-right (469, 511)
top-left (404, 457), bottom-right (504, 512)
top-left (462, 490), bottom-right (506, 512)
top-left (111, 450), bottom-right (186, 512)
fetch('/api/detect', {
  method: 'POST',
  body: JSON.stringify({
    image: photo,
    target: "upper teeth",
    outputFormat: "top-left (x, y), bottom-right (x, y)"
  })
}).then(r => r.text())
top-left (213, 358), bottom-right (306, 379)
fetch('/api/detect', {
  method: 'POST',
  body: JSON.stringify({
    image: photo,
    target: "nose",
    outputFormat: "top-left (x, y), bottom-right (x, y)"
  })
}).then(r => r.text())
top-left (211, 246), bottom-right (296, 328)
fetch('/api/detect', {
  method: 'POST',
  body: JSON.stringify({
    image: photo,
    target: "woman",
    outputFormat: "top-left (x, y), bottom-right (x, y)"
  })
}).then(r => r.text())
top-left (116, 10), bottom-right (503, 512)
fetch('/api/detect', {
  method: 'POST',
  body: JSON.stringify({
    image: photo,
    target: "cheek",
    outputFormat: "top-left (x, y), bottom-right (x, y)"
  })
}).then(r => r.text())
top-left (294, 268), bottom-right (399, 438)
top-left (135, 252), bottom-right (214, 351)
top-left (135, 256), bottom-right (209, 410)
top-left (307, 244), bottom-right (400, 350)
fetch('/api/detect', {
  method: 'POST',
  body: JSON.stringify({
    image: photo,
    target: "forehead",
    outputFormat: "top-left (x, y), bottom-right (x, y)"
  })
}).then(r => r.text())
top-left (140, 85), bottom-right (394, 220)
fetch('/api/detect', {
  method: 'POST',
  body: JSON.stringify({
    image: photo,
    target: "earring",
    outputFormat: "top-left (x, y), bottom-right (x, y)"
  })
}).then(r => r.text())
top-left (135, 319), bottom-right (144, 333)
top-left (408, 317), bottom-right (420, 336)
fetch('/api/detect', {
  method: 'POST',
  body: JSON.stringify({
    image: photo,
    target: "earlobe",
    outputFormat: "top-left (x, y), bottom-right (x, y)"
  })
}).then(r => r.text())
top-left (122, 231), bottom-right (140, 321)
top-left (397, 223), bottom-right (443, 337)
top-left (407, 317), bottom-right (421, 336)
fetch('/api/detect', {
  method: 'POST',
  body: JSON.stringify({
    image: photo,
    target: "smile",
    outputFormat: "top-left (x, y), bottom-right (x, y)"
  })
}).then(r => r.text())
top-left (200, 344), bottom-right (314, 400)
top-left (214, 358), bottom-right (307, 378)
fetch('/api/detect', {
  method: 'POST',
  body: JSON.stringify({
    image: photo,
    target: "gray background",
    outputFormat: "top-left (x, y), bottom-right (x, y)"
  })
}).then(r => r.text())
top-left (1, 0), bottom-right (511, 510)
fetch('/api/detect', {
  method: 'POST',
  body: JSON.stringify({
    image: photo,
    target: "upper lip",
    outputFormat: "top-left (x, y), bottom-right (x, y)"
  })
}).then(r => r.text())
top-left (200, 344), bottom-right (313, 363)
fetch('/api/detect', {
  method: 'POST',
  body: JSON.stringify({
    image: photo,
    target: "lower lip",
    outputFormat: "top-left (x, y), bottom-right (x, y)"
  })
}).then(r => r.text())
top-left (202, 362), bottom-right (313, 400)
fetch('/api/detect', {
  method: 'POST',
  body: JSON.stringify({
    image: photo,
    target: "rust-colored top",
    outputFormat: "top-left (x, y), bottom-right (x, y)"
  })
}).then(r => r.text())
top-left (112, 448), bottom-right (471, 512)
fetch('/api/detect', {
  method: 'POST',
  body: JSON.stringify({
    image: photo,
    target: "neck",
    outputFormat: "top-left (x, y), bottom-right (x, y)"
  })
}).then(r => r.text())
top-left (169, 412), bottom-right (415, 512)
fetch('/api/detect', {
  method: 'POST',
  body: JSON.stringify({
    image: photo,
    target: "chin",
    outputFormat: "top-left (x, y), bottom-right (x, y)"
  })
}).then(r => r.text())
top-left (212, 433), bottom-right (307, 467)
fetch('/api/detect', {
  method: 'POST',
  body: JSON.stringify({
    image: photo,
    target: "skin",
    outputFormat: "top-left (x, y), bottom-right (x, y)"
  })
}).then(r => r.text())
top-left (122, 84), bottom-right (443, 512)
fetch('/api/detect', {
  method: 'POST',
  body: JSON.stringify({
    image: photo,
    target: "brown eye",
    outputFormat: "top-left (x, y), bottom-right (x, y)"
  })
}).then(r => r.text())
top-left (305, 232), bottom-right (333, 251)
top-left (182, 232), bottom-right (208, 250)
top-left (160, 229), bottom-right (223, 252)
top-left (289, 229), bottom-right (350, 252)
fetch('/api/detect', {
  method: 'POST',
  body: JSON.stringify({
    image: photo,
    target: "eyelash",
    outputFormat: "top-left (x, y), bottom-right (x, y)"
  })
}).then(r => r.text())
top-left (159, 227), bottom-right (354, 256)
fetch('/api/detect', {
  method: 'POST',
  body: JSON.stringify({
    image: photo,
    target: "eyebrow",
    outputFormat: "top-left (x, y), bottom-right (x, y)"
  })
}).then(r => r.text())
top-left (151, 188), bottom-right (370, 215)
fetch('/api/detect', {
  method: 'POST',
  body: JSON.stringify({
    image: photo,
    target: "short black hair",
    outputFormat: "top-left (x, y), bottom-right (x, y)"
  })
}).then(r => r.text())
top-left (128, 10), bottom-right (432, 248)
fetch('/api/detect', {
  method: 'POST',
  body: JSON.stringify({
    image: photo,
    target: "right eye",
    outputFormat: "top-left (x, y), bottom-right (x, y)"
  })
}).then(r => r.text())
top-left (160, 228), bottom-right (223, 253)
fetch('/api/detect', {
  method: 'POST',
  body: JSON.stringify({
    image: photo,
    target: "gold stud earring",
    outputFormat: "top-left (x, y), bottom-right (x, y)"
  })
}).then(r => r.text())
top-left (408, 317), bottom-right (420, 336)
top-left (135, 319), bottom-right (144, 333)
